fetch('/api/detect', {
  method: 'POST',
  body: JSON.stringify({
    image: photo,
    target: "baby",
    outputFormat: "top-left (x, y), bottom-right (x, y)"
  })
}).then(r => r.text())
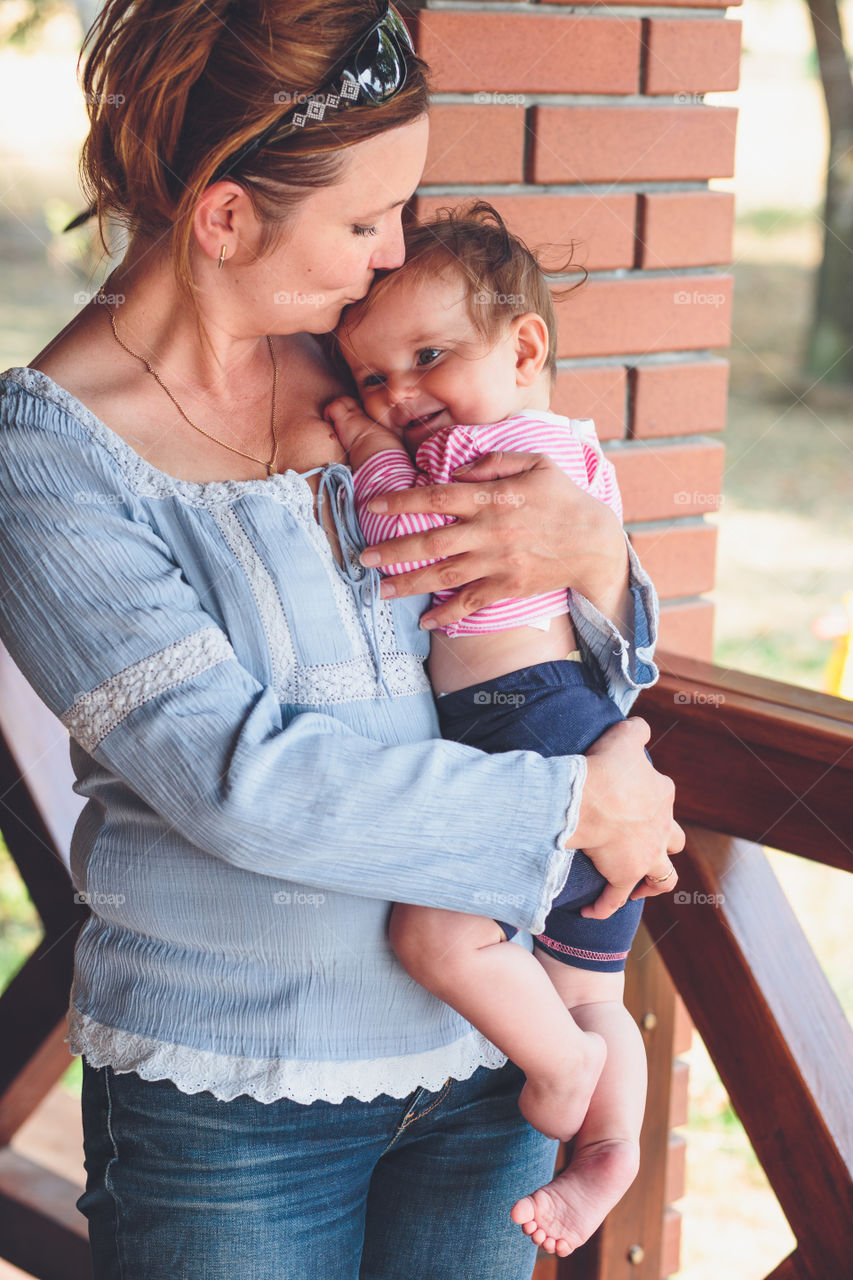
top-left (326, 203), bottom-right (649, 1258)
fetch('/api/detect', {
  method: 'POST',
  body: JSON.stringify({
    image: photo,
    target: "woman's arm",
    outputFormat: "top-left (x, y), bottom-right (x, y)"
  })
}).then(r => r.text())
top-left (0, 404), bottom-right (582, 933)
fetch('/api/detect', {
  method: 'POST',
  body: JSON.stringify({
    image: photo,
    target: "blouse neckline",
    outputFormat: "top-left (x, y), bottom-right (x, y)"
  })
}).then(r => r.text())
top-left (1, 366), bottom-right (328, 508)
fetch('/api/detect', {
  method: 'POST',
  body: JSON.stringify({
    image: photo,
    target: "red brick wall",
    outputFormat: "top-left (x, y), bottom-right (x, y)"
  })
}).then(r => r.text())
top-left (409, 0), bottom-right (741, 660)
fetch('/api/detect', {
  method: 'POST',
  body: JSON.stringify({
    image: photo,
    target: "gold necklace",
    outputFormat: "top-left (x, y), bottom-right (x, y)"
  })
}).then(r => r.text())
top-left (98, 287), bottom-right (280, 477)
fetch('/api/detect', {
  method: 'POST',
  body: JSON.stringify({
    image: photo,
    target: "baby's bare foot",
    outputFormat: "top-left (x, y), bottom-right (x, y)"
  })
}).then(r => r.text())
top-left (517, 1031), bottom-right (606, 1141)
top-left (511, 1137), bottom-right (640, 1256)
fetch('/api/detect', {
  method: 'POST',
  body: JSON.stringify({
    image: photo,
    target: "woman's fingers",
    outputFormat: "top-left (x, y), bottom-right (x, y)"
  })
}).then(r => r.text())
top-left (573, 719), bottom-right (682, 918)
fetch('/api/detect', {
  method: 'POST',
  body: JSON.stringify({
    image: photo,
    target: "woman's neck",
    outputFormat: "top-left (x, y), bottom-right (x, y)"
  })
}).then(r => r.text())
top-left (105, 247), bottom-right (268, 397)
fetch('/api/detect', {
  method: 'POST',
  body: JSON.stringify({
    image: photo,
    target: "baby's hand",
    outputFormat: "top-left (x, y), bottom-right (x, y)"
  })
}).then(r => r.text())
top-left (325, 395), bottom-right (375, 451)
top-left (325, 396), bottom-right (405, 468)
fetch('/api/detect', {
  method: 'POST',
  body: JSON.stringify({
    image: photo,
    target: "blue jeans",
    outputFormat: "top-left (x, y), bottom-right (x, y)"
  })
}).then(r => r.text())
top-left (78, 1059), bottom-right (558, 1279)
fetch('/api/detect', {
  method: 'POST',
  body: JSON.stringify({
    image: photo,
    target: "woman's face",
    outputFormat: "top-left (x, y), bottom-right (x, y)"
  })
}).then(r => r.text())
top-left (251, 116), bottom-right (430, 336)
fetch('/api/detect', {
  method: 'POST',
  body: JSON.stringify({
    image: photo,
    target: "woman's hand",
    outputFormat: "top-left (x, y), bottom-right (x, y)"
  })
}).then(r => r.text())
top-left (359, 451), bottom-right (630, 630)
top-left (570, 718), bottom-right (684, 919)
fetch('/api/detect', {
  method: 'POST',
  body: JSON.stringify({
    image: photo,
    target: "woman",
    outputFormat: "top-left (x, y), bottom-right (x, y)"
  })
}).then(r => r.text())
top-left (0, 2), bottom-right (682, 1276)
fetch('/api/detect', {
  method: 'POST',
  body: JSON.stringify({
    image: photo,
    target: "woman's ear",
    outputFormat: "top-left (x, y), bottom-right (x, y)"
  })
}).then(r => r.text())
top-left (192, 181), bottom-right (253, 269)
top-left (512, 313), bottom-right (551, 387)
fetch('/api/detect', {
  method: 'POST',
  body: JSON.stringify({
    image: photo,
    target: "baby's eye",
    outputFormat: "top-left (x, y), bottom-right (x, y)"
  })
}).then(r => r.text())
top-left (416, 348), bottom-right (443, 367)
top-left (361, 373), bottom-right (386, 389)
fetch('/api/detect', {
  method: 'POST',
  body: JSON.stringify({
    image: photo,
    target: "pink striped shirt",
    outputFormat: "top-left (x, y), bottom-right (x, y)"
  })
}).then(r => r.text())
top-left (352, 410), bottom-right (623, 638)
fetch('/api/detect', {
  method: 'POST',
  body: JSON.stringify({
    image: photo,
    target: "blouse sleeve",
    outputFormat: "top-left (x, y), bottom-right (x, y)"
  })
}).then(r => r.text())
top-left (0, 397), bottom-right (578, 933)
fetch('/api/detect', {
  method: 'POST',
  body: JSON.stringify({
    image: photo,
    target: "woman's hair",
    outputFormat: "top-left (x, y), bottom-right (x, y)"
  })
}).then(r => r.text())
top-left (337, 202), bottom-right (586, 383)
top-left (79, 0), bottom-right (430, 290)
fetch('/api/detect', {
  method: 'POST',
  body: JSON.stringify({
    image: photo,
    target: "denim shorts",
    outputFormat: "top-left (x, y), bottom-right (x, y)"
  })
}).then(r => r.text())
top-left (78, 1058), bottom-right (558, 1279)
top-left (436, 660), bottom-right (644, 973)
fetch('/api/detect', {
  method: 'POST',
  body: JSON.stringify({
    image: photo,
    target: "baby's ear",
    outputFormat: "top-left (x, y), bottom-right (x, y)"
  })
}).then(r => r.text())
top-left (512, 313), bottom-right (550, 386)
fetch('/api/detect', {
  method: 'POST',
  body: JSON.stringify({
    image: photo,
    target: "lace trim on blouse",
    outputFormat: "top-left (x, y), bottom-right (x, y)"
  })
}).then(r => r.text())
top-left (67, 1006), bottom-right (508, 1105)
top-left (61, 627), bottom-right (234, 754)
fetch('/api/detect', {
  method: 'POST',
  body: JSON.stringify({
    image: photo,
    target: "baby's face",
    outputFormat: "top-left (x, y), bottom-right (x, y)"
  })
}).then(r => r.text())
top-left (337, 270), bottom-right (528, 453)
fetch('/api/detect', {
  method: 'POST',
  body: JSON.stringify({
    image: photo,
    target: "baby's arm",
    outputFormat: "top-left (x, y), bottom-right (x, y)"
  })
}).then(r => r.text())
top-left (326, 395), bottom-right (451, 571)
top-left (326, 395), bottom-right (407, 473)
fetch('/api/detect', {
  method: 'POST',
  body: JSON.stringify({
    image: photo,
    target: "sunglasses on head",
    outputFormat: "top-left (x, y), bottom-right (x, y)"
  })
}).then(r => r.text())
top-left (210, 3), bottom-right (414, 184)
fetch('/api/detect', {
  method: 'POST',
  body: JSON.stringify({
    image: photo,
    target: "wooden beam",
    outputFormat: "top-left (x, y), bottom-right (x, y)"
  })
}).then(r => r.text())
top-left (640, 654), bottom-right (853, 872)
top-left (0, 1149), bottom-right (90, 1280)
top-left (643, 827), bottom-right (853, 1278)
top-left (0, 935), bottom-right (81, 1144)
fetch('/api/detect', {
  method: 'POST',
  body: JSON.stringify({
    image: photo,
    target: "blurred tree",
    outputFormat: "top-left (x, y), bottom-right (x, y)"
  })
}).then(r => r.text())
top-left (805, 0), bottom-right (853, 383)
top-left (1, 0), bottom-right (96, 44)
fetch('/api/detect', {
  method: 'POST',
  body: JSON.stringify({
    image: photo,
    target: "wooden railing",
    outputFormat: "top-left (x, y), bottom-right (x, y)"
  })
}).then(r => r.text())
top-left (534, 654), bottom-right (853, 1280)
top-left (1, 653), bottom-right (852, 1280)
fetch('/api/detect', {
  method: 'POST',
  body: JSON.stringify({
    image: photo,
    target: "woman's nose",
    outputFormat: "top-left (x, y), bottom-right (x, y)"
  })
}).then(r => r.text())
top-left (369, 219), bottom-right (406, 271)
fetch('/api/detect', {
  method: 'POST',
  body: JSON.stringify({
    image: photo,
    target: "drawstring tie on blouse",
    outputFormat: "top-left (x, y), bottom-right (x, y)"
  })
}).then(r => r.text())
top-left (307, 463), bottom-right (391, 698)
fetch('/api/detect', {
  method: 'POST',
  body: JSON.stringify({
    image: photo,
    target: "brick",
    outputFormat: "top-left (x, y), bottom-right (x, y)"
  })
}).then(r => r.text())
top-left (530, 105), bottom-right (737, 183)
top-left (552, 366), bottom-right (627, 440)
top-left (639, 191), bottom-right (735, 269)
top-left (662, 1206), bottom-right (684, 1280)
top-left (665, 1131), bottom-right (687, 1204)
top-left (658, 598), bottom-right (715, 660)
top-left (415, 193), bottom-right (637, 271)
top-left (632, 360), bottom-right (730, 437)
top-left (645, 18), bottom-right (742, 94)
top-left (423, 106), bottom-right (526, 184)
top-left (418, 13), bottom-right (641, 94)
top-left (627, 521), bottom-right (718, 598)
top-left (606, 439), bottom-right (725, 522)
top-left (554, 275), bottom-right (733, 359)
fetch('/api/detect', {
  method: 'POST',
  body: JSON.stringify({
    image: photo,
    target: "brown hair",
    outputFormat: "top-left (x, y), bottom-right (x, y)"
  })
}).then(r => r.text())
top-left (79, 0), bottom-right (430, 291)
top-left (336, 201), bottom-right (586, 382)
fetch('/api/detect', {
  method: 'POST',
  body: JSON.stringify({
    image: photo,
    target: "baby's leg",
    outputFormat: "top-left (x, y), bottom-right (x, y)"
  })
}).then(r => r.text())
top-left (511, 957), bottom-right (646, 1258)
top-left (389, 903), bottom-right (606, 1141)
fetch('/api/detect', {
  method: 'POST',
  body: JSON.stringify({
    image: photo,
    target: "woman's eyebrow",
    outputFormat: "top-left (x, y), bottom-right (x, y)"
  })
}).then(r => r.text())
top-left (359, 196), bottom-right (411, 219)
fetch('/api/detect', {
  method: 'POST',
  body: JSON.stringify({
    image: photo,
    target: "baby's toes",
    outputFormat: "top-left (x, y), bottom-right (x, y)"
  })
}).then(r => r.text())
top-left (510, 1195), bottom-right (537, 1226)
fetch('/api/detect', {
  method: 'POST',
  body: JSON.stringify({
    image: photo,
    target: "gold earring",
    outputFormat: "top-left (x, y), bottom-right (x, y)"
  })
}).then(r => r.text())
top-left (218, 245), bottom-right (227, 270)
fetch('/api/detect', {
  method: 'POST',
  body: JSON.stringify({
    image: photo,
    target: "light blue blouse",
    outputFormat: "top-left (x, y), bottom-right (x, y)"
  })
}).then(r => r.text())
top-left (0, 368), bottom-right (658, 1103)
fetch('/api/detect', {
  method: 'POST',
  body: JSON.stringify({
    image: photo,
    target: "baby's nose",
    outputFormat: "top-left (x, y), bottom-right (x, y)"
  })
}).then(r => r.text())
top-left (387, 375), bottom-right (418, 405)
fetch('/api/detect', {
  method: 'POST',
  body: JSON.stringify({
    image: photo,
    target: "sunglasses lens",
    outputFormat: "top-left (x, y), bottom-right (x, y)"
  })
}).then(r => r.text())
top-left (352, 28), bottom-right (406, 102)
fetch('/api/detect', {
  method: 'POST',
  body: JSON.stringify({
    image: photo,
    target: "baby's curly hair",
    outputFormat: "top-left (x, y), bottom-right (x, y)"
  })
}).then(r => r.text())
top-left (334, 201), bottom-right (586, 385)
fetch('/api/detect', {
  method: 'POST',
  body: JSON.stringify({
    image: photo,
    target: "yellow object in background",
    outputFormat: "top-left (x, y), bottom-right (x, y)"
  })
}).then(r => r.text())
top-left (813, 592), bottom-right (853, 700)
